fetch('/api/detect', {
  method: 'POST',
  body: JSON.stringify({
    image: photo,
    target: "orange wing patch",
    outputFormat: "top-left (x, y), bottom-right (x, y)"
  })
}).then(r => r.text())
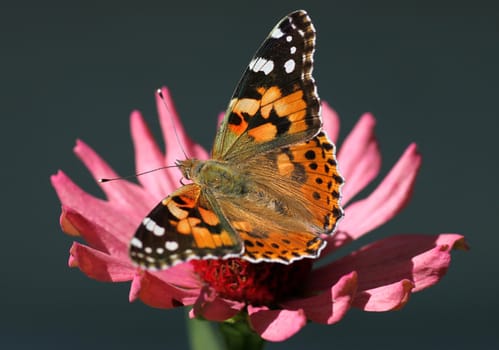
top-left (232, 220), bottom-right (326, 263)
top-left (247, 123), bottom-right (278, 141)
top-left (261, 86), bottom-right (283, 105)
top-left (280, 131), bottom-right (344, 233)
top-left (226, 86), bottom-right (313, 144)
top-left (273, 90), bottom-right (306, 116)
top-left (129, 184), bottom-right (243, 270)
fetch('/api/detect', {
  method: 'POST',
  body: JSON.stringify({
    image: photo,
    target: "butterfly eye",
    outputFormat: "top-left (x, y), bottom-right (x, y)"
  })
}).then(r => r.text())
top-left (177, 159), bottom-right (194, 180)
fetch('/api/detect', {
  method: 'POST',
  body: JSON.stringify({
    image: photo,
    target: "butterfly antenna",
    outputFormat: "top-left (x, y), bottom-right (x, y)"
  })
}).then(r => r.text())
top-left (157, 89), bottom-right (189, 160)
top-left (98, 165), bottom-right (178, 183)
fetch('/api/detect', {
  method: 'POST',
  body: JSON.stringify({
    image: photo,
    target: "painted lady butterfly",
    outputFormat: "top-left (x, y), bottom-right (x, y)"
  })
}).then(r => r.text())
top-left (130, 10), bottom-right (344, 270)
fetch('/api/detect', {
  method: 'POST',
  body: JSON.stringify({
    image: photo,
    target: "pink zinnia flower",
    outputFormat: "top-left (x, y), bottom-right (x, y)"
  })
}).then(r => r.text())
top-left (51, 87), bottom-right (467, 342)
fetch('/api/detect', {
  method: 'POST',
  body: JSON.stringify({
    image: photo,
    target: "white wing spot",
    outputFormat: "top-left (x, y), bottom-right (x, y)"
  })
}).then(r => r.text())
top-left (153, 226), bottom-right (165, 237)
top-left (144, 247), bottom-right (152, 254)
top-left (290, 46), bottom-right (296, 54)
top-left (165, 241), bottom-right (179, 252)
top-left (156, 247), bottom-right (165, 254)
top-left (143, 217), bottom-right (165, 236)
top-left (261, 60), bottom-right (274, 75)
top-left (131, 237), bottom-right (143, 249)
top-left (284, 59), bottom-right (296, 73)
top-left (145, 218), bottom-right (155, 231)
top-left (248, 57), bottom-right (257, 69)
top-left (252, 58), bottom-right (266, 71)
top-left (271, 27), bottom-right (284, 38)
top-left (286, 35), bottom-right (292, 42)
top-left (251, 57), bottom-right (274, 75)
top-left (169, 253), bottom-right (179, 261)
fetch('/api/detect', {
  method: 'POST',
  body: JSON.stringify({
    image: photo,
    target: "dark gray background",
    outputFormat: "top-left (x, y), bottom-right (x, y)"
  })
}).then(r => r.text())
top-left (2, 0), bottom-right (497, 349)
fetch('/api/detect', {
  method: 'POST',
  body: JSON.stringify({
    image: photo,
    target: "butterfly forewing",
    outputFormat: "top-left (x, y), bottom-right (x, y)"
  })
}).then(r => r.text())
top-left (213, 10), bottom-right (321, 161)
top-left (130, 184), bottom-right (243, 270)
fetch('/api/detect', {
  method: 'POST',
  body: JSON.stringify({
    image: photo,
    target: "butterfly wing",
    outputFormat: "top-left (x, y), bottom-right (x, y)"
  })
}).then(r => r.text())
top-left (209, 11), bottom-right (343, 262)
top-left (130, 184), bottom-right (243, 270)
top-left (130, 10), bottom-right (343, 269)
top-left (247, 131), bottom-right (343, 234)
top-left (216, 196), bottom-right (328, 264)
top-left (214, 131), bottom-right (343, 264)
top-left (212, 10), bottom-right (321, 161)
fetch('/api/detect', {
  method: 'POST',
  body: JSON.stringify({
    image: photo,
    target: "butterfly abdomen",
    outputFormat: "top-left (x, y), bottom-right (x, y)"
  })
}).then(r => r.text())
top-left (193, 160), bottom-right (291, 216)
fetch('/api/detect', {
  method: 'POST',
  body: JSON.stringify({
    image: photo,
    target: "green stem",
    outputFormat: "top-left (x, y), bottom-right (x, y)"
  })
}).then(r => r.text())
top-left (219, 314), bottom-right (266, 350)
top-left (186, 310), bottom-right (222, 350)
top-left (186, 310), bottom-right (265, 350)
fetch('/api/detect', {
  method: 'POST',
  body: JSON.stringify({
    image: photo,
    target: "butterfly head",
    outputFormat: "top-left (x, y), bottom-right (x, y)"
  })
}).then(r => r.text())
top-left (176, 158), bottom-right (202, 181)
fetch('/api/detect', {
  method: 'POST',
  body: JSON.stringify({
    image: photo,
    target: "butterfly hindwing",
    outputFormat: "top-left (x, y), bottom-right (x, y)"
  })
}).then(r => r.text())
top-left (214, 204), bottom-right (328, 264)
top-left (130, 184), bottom-right (243, 270)
top-left (276, 131), bottom-right (344, 234)
top-left (227, 131), bottom-right (343, 237)
top-left (240, 229), bottom-right (325, 264)
top-left (213, 10), bottom-right (320, 161)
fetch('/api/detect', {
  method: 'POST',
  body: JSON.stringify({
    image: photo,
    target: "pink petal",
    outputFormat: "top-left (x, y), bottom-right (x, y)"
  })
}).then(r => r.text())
top-left (321, 101), bottom-right (340, 144)
top-left (73, 140), bottom-right (153, 215)
top-left (51, 171), bottom-right (137, 243)
top-left (156, 87), bottom-right (209, 164)
top-left (59, 208), bottom-right (80, 236)
top-left (191, 287), bottom-right (244, 321)
top-left (330, 143), bottom-right (421, 250)
top-left (311, 234), bottom-right (467, 311)
top-left (129, 270), bottom-right (201, 309)
top-left (61, 206), bottom-right (128, 258)
top-left (248, 306), bottom-right (307, 342)
top-left (337, 113), bottom-right (381, 205)
top-left (411, 234), bottom-right (468, 291)
top-left (130, 110), bottom-right (177, 199)
top-left (322, 231), bottom-right (354, 254)
top-left (68, 242), bottom-right (134, 282)
top-left (151, 263), bottom-right (202, 289)
top-left (282, 271), bottom-right (357, 324)
top-left (353, 279), bottom-right (414, 311)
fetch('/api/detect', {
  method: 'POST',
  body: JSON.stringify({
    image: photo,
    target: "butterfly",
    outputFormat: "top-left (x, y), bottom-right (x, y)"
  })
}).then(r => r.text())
top-left (129, 10), bottom-right (344, 270)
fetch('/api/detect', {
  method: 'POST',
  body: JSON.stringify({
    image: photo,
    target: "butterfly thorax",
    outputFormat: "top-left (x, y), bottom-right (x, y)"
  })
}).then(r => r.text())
top-left (178, 158), bottom-right (248, 196)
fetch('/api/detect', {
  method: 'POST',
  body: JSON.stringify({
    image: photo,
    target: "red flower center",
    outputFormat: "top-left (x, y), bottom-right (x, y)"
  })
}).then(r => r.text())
top-left (191, 258), bottom-right (313, 306)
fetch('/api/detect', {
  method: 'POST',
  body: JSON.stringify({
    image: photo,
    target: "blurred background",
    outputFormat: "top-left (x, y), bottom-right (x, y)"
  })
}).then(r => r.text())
top-left (1, 0), bottom-right (497, 349)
